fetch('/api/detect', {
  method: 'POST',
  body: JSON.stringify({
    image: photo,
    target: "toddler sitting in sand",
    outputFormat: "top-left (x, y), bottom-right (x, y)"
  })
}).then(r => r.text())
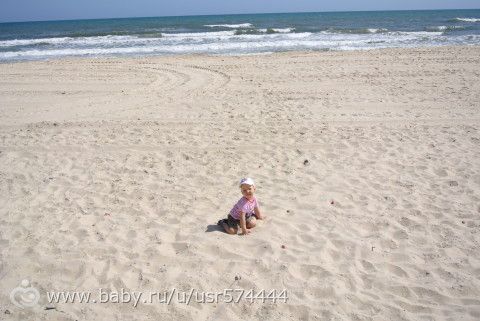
top-left (218, 178), bottom-right (265, 235)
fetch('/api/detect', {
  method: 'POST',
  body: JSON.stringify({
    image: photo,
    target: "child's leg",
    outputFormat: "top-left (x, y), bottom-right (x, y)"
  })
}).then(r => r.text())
top-left (222, 221), bottom-right (238, 234)
top-left (219, 216), bottom-right (239, 234)
top-left (246, 216), bottom-right (256, 229)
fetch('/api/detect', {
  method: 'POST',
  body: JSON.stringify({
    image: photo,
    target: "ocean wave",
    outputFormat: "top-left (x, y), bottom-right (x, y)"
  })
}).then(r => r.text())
top-left (366, 28), bottom-right (389, 33)
top-left (0, 31), bottom-right (302, 49)
top-left (234, 28), bottom-right (263, 35)
top-left (0, 35), bottom-right (166, 48)
top-left (235, 27), bottom-right (297, 35)
top-left (0, 37), bottom-right (72, 47)
top-left (425, 25), bottom-right (465, 32)
top-left (1, 30), bottom-right (479, 61)
top-left (47, 30), bottom-right (166, 38)
top-left (162, 31), bottom-right (234, 38)
top-left (324, 28), bottom-right (389, 34)
top-left (0, 46), bottom-right (22, 53)
top-left (0, 33), bottom-right (166, 48)
top-left (389, 31), bottom-right (443, 36)
top-left (319, 30), bottom-right (440, 37)
top-left (135, 32), bottom-right (164, 38)
top-left (0, 40), bottom-right (379, 59)
top-left (262, 28), bottom-right (295, 33)
top-left (449, 17), bottom-right (480, 22)
top-left (0, 29), bottom-right (451, 50)
top-left (204, 23), bottom-right (253, 28)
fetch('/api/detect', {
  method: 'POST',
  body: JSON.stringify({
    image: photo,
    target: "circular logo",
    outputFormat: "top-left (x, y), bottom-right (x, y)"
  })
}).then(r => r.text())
top-left (10, 280), bottom-right (40, 309)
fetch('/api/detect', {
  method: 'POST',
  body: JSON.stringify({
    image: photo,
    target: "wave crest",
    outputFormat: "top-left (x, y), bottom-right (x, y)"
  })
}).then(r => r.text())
top-left (205, 23), bottom-right (253, 28)
top-left (325, 28), bottom-right (389, 34)
top-left (449, 17), bottom-right (480, 22)
top-left (425, 25), bottom-right (466, 32)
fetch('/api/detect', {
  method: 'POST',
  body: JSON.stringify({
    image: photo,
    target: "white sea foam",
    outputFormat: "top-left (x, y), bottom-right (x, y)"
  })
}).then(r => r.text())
top-left (256, 28), bottom-right (294, 33)
top-left (453, 17), bottom-right (480, 22)
top-left (1, 29), bottom-right (479, 61)
top-left (162, 31), bottom-right (234, 38)
top-left (0, 37), bottom-right (72, 47)
top-left (0, 35), bottom-right (167, 48)
top-left (426, 25), bottom-right (466, 32)
top-left (429, 26), bottom-right (448, 31)
top-left (0, 40), bottom-right (366, 59)
top-left (204, 23), bottom-right (253, 28)
top-left (366, 28), bottom-right (388, 33)
top-left (389, 31), bottom-right (443, 37)
top-left (265, 28), bottom-right (294, 33)
top-left (321, 28), bottom-right (389, 34)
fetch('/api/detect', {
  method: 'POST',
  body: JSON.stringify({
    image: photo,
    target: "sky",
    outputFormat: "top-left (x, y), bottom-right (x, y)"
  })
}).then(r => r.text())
top-left (1, 0), bottom-right (479, 23)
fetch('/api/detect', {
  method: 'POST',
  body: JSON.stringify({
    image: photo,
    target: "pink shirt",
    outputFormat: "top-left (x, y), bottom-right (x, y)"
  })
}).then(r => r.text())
top-left (229, 196), bottom-right (259, 220)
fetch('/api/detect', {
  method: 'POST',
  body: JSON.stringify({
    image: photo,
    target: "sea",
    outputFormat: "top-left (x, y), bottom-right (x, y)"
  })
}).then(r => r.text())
top-left (0, 9), bottom-right (479, 62)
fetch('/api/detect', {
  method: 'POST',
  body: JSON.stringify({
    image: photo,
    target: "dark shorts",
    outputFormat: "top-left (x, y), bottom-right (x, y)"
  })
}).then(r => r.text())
top-left (226, 214), bottom-right (254, 229)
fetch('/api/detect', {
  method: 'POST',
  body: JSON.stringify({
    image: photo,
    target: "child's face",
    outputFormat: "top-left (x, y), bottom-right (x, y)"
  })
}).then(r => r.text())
top-left (240, 184), bottom-right (255, 200)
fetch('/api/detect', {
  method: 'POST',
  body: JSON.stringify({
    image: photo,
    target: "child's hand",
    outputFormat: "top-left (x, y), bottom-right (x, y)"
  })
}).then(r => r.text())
top-left (241, 229), bottom-right (251, 236)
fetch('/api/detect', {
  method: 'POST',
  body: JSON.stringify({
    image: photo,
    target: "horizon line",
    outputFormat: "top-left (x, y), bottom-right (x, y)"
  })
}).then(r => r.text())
top-left (1, 7), bottom-right (479, 24)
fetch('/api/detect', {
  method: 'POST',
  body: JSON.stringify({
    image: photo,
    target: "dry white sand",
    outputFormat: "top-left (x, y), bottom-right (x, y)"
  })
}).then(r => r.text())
top-left (1, 46), bottom-right (480, 320)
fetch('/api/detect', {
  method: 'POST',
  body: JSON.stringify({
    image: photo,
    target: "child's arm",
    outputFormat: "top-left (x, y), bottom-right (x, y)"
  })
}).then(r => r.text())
top-left (254, 206), bottom-right (266, 220)
top-left (239, 212), bottom-right (250, 235)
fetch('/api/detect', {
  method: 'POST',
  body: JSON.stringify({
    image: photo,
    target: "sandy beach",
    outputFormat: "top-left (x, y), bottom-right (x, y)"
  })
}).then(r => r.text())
top-left (1, 45), bottom-right (480, 320)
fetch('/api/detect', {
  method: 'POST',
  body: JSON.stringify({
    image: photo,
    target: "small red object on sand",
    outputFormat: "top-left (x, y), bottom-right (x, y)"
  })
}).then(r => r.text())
top-left (281, 245), bottom-right (286, 249)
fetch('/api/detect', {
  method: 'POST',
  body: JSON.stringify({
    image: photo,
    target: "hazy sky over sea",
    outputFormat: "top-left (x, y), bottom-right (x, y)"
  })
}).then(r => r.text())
top-left (1, 0), bottom-right (479, 23)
